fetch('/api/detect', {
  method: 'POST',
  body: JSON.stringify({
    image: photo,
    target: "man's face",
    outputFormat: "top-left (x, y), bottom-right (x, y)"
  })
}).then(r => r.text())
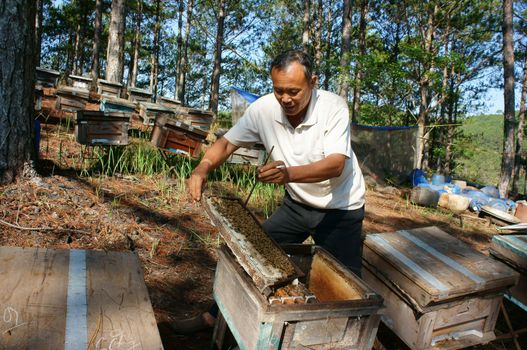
top-left (271, 61), bottom-right (315, 119)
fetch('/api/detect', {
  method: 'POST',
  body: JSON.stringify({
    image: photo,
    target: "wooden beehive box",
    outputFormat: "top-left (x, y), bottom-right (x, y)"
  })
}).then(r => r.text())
top-left (68, 74), bottom-right (92, 89)
top-left (56, 86), bottom-right (100, 112)
top-left (213, 244), bottom-right (383, 350)
top-left (97, 79), bottom-right (123, 98)
top-left (127, 87), bottom-right (152, 103)
top-left (158, 95), bottom-right (182, 109)
top-left (0, 246), bottom-right (163, 350)
top-left (35, 87), bottom-right (68, 124)
top-left (36, 67), bottom-right (61, 87)
top-left (138, 101), bottom-right (175, 125)
top-left (150, 114), bottom-right (207, 159)
top-left (75, 110), bottom-right (131, 146)
top-left (362, 226), bottom-right (519, 350)
top-left (227, 144), bottom-right (267, 166)
top-left (490, 235), bottom-right (527, 310)
top-left (100, 97), bottom-right (137, 114)
top-left (175, 107), bottom-right (215, 131)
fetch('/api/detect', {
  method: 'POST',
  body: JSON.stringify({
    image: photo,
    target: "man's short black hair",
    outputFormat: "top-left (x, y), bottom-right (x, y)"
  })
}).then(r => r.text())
top-left (270, 49), bottom-right (313, 81)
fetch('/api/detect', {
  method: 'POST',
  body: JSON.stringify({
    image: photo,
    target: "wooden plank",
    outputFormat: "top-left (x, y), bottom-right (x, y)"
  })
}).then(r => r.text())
top-left (0, 247), bottom-right (69, 349)
top-left (491, 235), bottom-right (527, 271)
top-left (363, 226), bottom-right (518, 307)
top-left (507, 272), bottom-right (527, 310)
top-left (0, 247), bottom-right (163, 350)
top-left (86, 250), bottom-right (163, 350)
top-left (309, 251), bottom-right (363, 301)
top-left (214, 247), bottom-right (265, 350)
top-left (127, 87), bottom-right (152, 103)
top-left (36, 67), bottom-right (60, 87)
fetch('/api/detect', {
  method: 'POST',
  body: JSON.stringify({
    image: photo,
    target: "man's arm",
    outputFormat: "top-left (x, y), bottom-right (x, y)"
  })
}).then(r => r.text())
top-left (258, 154), bottom-right (346, 184)
top-left (189, 137), bottom-right (239, 201)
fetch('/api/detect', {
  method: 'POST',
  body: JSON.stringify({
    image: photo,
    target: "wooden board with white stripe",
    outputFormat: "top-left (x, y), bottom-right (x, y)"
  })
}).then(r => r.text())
top-left (0, 246), bottom-right (163, 350)
top-left (490, 234), bottom-right (527, 271)
top-left (363, 226), bottom-right (518, 309)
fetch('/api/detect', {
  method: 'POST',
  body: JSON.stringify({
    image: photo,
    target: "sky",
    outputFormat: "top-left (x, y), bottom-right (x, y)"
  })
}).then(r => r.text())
top-left (480, 87), bottom-right (522, 115)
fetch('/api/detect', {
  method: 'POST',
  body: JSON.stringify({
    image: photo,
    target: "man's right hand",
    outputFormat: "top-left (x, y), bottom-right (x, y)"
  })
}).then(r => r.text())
top-left (187, 137), bottom-right (240, 201)
top-left (189, 165), bottom-right (208, 202)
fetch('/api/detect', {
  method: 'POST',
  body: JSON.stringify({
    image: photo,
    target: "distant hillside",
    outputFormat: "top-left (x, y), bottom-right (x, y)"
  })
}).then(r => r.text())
top-left (454, 114), bottom-right (503, 186)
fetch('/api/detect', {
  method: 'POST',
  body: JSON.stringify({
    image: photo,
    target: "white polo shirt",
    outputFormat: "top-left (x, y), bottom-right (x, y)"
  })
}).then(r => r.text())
top-left (224, 89), bottom-right (365, 210)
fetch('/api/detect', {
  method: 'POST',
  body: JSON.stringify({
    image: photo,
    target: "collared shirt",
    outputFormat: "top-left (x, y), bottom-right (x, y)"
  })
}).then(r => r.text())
top-left (224, 89), bottom-right (365, 210)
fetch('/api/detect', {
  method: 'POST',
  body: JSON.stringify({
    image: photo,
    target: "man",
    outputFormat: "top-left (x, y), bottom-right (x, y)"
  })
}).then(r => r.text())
top-left (176, 49), bottom-right (365, 333)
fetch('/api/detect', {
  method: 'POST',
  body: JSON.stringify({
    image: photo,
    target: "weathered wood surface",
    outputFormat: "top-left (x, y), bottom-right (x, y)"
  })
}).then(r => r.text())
top-left (490, 235), bottom-right (527, 271)
top-left (100, 97), bottom-right (137, 114)
top-left (158, 96), bottom-right (181, 109)
top-left (97, 79), bottom-right (123, 98)
top-left (127, 87), bottom-right (152, 103)
top-left (362, 266), bottom-right (499, 350)
top-left (490, 235), bottom-right (527, 310)
top-left (213, 245), bottom-right (382, 350)
top-left (68, 74), bottom-right (93, 89)
top-left (174, 107), bottom-right (215, 131)
top-left (86, 250), bottom-right (163, 350)
top-left (75, 111), bottom-right (131, 146)
top-left (363, 226), bottom-right (518, 308)
top-left (203, 197), bottom-right (302, 293)
top-left (0, 246), bottom-right (163, 350)
top-left (151, 115), bottom-right (207, 158)
top-left (138, 102), bottom-right (175, 125)
top-left (36, 67), bottom-right (60, 88)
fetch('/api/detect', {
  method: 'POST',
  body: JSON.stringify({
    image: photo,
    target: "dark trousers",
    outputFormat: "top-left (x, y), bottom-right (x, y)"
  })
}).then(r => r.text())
top-left (263, 192), bottom-right (365, 276)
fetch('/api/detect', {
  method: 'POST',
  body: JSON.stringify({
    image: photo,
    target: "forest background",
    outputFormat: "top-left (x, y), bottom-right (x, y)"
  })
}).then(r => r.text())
top-left (4, 0), bottom-right (527, 197)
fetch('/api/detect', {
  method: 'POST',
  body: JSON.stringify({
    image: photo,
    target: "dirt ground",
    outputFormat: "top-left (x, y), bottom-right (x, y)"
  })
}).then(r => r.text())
top-left (0, 123), bottom-right (525, 349)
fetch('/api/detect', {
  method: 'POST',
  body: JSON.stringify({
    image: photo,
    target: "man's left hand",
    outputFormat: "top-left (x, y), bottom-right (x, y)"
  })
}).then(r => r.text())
top-left (258, 161), bottom-right (289, 184)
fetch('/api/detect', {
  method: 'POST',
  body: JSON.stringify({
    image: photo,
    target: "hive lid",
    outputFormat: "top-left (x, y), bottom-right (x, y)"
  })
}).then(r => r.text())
top-left (491, 235), bottom-right (527, 271)
top-left (155, 114), bottom-right (209, 138)
top-left (363, 226), bottom-right (519, 308)
top-left (203, 196), bottom-right (303, 294)
top-left (76, 110), bottom-right (131, 122)
top-left (481, 205), bottom-right (520, 224)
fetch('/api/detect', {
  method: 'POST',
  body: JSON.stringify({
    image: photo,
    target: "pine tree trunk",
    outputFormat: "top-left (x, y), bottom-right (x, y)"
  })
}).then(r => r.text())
top-left (438, 24), bottom-right (451, 173)
top-left (499, 0), bottom-right (516, 198)
top-left (106, 0), bottom-right (126, 83)
top-left (78, 8), bottom-right (88, 75)
top-left (444, 67), bottom-right (458, 174)
top-left (351, 0), bottom-right (367, 123)
top-left (35, 0), bottom-right (44, 66)
top-left (73, 22), bottom-right (82, 75)
top-left (314, 0), bottom-right (323, 74)
top-left (511, 49), bottom-right (527, 195)
top-left (209, 0), bottom-right (226, 114)
top-left (0, 0), bottom-right (36, 184)
top-left (149, 0), bottom-right (161, 101)
top-left (90, 0), bottom-right (103, 90)
top-left (323, 0), bottom-right (333, 90)
top-left (337, 0), bottom-right (352, 99)
top-left (177, 0), bottom-right (194, 105)
top-left (302, 0), bottom-right (310, 52)
top-left (175, 0), bottom-right (184, 99)
top-left (415, 5), bottom-right (437, 170)
top-left (128, 0), bottom-right (142, 88)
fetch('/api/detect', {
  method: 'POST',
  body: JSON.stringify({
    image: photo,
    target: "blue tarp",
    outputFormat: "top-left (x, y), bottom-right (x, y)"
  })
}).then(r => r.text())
top-left (231, 87), bottom-right (260, 103)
